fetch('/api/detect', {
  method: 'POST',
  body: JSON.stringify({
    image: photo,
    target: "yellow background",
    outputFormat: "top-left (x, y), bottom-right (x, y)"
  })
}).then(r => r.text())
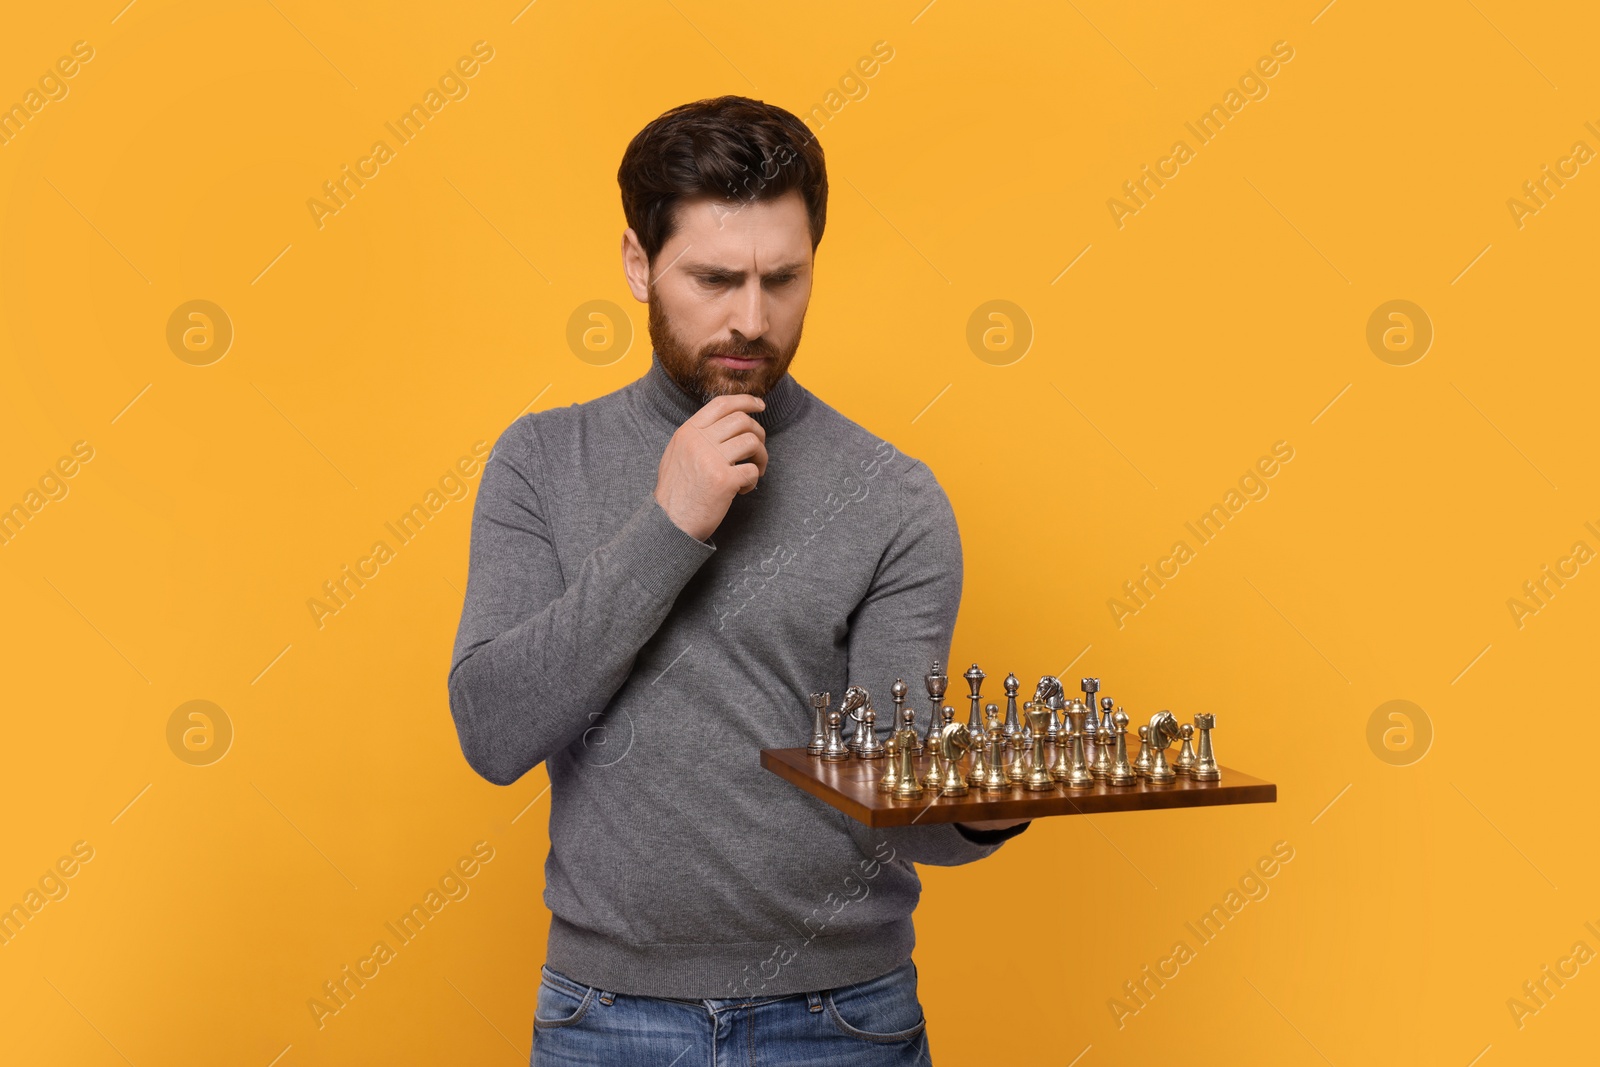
top-left (2, 1), bottom-right (1596, 1064)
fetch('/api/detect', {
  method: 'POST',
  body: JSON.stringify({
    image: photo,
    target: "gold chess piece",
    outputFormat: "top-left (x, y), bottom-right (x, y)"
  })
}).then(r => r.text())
top-left (1146, 711), bottom-right (1179, 785)
top-left (967, 703), bottom-right (994, 787)
top-left (893, 708), bottom-right (924, 800)
top-left (1024, 703), bottom-right (1055, 792)
top-left (939, 721), bottom-right (972, 797)
top-left (876, 731), bottom-right (901, 794)
top-left (1092, 724), bottom-right (1113, 780)
top-left (1173, 723), bottom-right (1197, 777)
top-left (982, 706), bottom-right (1010, 792)
top-left (924, 707), bottom-right (955, 789)
top-left (1133, 724), bottom-right (1152, 778)
top-left (1106, 709), bottom-right (1136, 786)
top-left (1190, 713), bottom-right (1221, 782)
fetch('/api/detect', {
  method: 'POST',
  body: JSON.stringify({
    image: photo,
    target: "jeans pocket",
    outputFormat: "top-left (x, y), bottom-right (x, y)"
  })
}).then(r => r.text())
top-left (533, 966), bottom-right (595, 1029)
top-left (824, 960), bottom-right (926, 1044)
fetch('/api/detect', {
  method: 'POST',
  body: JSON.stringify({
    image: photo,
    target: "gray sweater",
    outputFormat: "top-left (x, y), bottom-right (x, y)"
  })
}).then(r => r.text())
top-left (447, 351), bottom-right (1028, 998)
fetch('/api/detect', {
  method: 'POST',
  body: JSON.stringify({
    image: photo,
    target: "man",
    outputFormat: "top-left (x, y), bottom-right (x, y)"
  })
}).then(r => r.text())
top-left (447, 95), bottom-right (1029, 1065)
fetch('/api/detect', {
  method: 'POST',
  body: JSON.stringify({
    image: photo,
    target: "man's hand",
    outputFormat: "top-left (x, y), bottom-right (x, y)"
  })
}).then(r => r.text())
top-left (654, 394), bottom-right (769, 542)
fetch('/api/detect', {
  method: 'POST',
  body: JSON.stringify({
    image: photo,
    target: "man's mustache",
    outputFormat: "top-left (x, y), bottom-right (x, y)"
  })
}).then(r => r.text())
top-left (702, 337), bottom-right (779, 360)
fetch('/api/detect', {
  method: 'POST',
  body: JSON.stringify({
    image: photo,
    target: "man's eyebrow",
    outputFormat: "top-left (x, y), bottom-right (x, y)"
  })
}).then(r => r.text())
top-left (683, 260), bottom-right (809, 278)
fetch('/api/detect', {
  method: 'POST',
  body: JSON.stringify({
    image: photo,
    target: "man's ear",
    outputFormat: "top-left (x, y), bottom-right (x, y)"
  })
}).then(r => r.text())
top-left (621, 229), bottom-right (651, 303)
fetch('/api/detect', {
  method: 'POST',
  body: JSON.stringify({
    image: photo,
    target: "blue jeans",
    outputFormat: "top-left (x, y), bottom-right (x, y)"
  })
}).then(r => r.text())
top-left (531, 958), bottom-right (932, 1065)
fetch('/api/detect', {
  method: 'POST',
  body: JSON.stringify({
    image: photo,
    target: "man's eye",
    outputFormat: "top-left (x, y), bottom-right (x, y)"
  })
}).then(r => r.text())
top-left (764, 275), bottom-right (795, 288)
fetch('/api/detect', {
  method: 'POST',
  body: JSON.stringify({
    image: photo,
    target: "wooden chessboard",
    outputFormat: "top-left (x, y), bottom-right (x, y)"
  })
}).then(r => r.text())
top-left (760, 747), bottom-right (1277, 827)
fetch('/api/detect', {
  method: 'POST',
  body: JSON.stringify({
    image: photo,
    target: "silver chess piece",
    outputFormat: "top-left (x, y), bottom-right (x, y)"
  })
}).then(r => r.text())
top-left (1191, 713), bottom-right (1221, 782)
top-left (1174, 723), bottom-right (1197, 777)
top-left (840, 685), bottom-right (870, 754)
top-left (964, 664), bottom-right (986, 735)
top-left (922, 662), bottom-right (947, 754)
top-left (1034, 676), bottom-right (1065, 744)
top-left (1024, 703), bottom-right (1055, 792)
top-left (1080, 678), bottom-right (1100, 725)
top-left (1002, 672), bottom-right (1022, 742)
top-left (1146, 711), bottom-right (1179, 784)
top-left (807, 692), bottom-right (830, 756)
top-left (821, 706), bottom-right (851, 763)
top-left (982, 705), bottom-right (1010, 792)
top-left (857, 702), bottom-right (885, 760)
top-left (1106, 709), bottom-right (1136, 786)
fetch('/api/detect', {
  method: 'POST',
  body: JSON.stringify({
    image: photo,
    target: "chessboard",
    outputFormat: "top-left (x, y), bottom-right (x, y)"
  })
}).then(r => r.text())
top-left (760, 746), bottom-right (1276, 827)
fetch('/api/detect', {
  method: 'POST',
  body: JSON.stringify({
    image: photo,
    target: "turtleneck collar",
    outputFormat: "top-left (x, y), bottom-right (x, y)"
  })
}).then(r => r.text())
top-left (635, 349), bottom-right (809, 432)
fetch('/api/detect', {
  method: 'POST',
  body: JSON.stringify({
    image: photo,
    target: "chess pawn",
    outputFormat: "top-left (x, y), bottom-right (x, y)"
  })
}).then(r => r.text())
top-left (1024, 704), bottom-right (1055, 792)
top-left (1098, 696), bottom-right (1115, 742)
top-left (982, 707), bottom-right (1010, 792)
top-left (890, 679), bottom-right (917, 754)
top-left (1133, 725), bottom-right (1152, 778)
top-left (1191, 713), bottom-right (1221, 782)
top-left (939, 722), bottom-right (971, 797)
top-left (821, 707), bottom-right (851, 762)
top-left (966, 712), bottom-right (988, 787)
top-left (1106, 709), bottom-right (1136, 786)
top-left (1173, 723), bottom-right (1197, 777)
top-left (1002, 672), bottom-right (1022, 742)
top-left (876, 731), bottom-right (901, 793)
top-left (1008, 703), bottom-right (1032, 783)
top-left (922, 662), bottom-right (947, 754)
top-left (892, 727), bottom-right (924, 799)
top-left (1146, 711), bottom-right (1178, 785)
top-left (1091, 725), bottom-right (1114, 780)
top-left (924, 707), bottom-right (956, 789)
top-left (857, 705), bottom-right (886, 760)
top-left (807, 692), bottom-right (830, 756)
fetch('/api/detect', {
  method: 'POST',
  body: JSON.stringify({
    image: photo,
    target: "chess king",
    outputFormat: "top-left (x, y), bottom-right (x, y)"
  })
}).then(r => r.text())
top-left (446, 96), bottom-right (1030, 1064)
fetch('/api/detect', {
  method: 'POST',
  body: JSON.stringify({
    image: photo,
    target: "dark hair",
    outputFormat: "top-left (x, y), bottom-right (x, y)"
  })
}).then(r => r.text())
top-left (617, 95), bottom-right (828, 263)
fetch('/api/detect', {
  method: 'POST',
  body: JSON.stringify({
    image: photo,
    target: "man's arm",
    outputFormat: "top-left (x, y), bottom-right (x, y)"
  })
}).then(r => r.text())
top-left (842, 457), bottom-right (1031, 864)
top-left (446, 417), bottom-right (716, 785)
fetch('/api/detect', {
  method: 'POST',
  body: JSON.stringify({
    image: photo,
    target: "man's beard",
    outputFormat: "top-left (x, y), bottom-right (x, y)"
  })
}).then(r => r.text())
top-left (648, 295), bottom-right (802, 403)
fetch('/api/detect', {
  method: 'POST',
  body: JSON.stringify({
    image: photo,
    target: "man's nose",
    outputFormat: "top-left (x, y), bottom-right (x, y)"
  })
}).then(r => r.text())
top-left (727, 279), bottom-right (768, 339)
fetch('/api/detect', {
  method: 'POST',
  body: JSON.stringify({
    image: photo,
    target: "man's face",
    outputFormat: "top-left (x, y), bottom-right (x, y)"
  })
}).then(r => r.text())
top-left (625, 189), bottom-right (814, 402)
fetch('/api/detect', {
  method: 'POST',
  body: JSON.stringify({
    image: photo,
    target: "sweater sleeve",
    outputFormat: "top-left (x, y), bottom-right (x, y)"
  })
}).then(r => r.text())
top-left (447, 416), bottom-right (716, 785)
top-left (841, 457), bottom-right (1031, 865)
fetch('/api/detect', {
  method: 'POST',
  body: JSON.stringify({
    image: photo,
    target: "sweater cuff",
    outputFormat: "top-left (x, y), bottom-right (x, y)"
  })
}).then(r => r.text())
top-left (614, 495), bottom-right (717, 599)
top-left (954, 821), bottom-right (1033, 846)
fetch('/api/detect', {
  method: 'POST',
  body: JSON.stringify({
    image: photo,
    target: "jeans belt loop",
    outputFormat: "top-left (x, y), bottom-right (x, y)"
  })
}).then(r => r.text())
top-left (599, 989), bottom-right (616, 1006)
top-left (805, 989), bottom-right (824, 1013)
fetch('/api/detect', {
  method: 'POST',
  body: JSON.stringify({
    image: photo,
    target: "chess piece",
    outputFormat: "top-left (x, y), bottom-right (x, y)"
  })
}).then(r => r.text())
top-left (964, 664), bottom-right (986, 736)
top-left (1098, 696), bottom-right (1115, 742)
top-left (1191, 713), bottom-right (1221, 782)
top-left (876, 731), bottom-right (901, 794)
top-left (807, 692), bottom-right (830, 756)
top-left (840, 685), bottom-right (870, 754)
top-left (1080, 678), bottom-right (1100, 726)
top-left (924, 707), bottom-right (956, 789)
top-left (939, 721), bottom-right (972, 797)
top-left (1008, 703), bottom-right (1031, 783)
top-left (1133, 725), bottom-right (1152, 778)
top-left (1024, 704), bottom-right (1055, 792)
top-left (893, 722), bottom-right (924, 800)
top-left (1173, 723), bottom-right (1197, 777)
top-left (857, 703), bottom-right (886, 760)
top-left (1035, 676), bottom-right (1064, 744)
top-left (1106, 709), bottom-right (1136, 786)
top-left (1002, 672), bottom-right (1022, 742)
top-left (1091, 723), bottom-right (1113, 780)
top-left (1146, 711), bottom-right (1179, 784)
top-left (982, 706), bottom-right (1010, 792)
top-left (922, 662), bottom-right (947, 754)
top-left (821, 707), bottom-right (851, 762)
top-left (890, 678), bottom-right (910, 750)
top-left (967, 709), bottom-right (989, 787)
top-left (1062, 702), bottom-right (1094, 787)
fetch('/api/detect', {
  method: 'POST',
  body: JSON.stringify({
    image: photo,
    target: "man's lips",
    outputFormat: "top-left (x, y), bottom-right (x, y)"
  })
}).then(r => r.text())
top-left (710, 354), bottom-right (767, 370)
